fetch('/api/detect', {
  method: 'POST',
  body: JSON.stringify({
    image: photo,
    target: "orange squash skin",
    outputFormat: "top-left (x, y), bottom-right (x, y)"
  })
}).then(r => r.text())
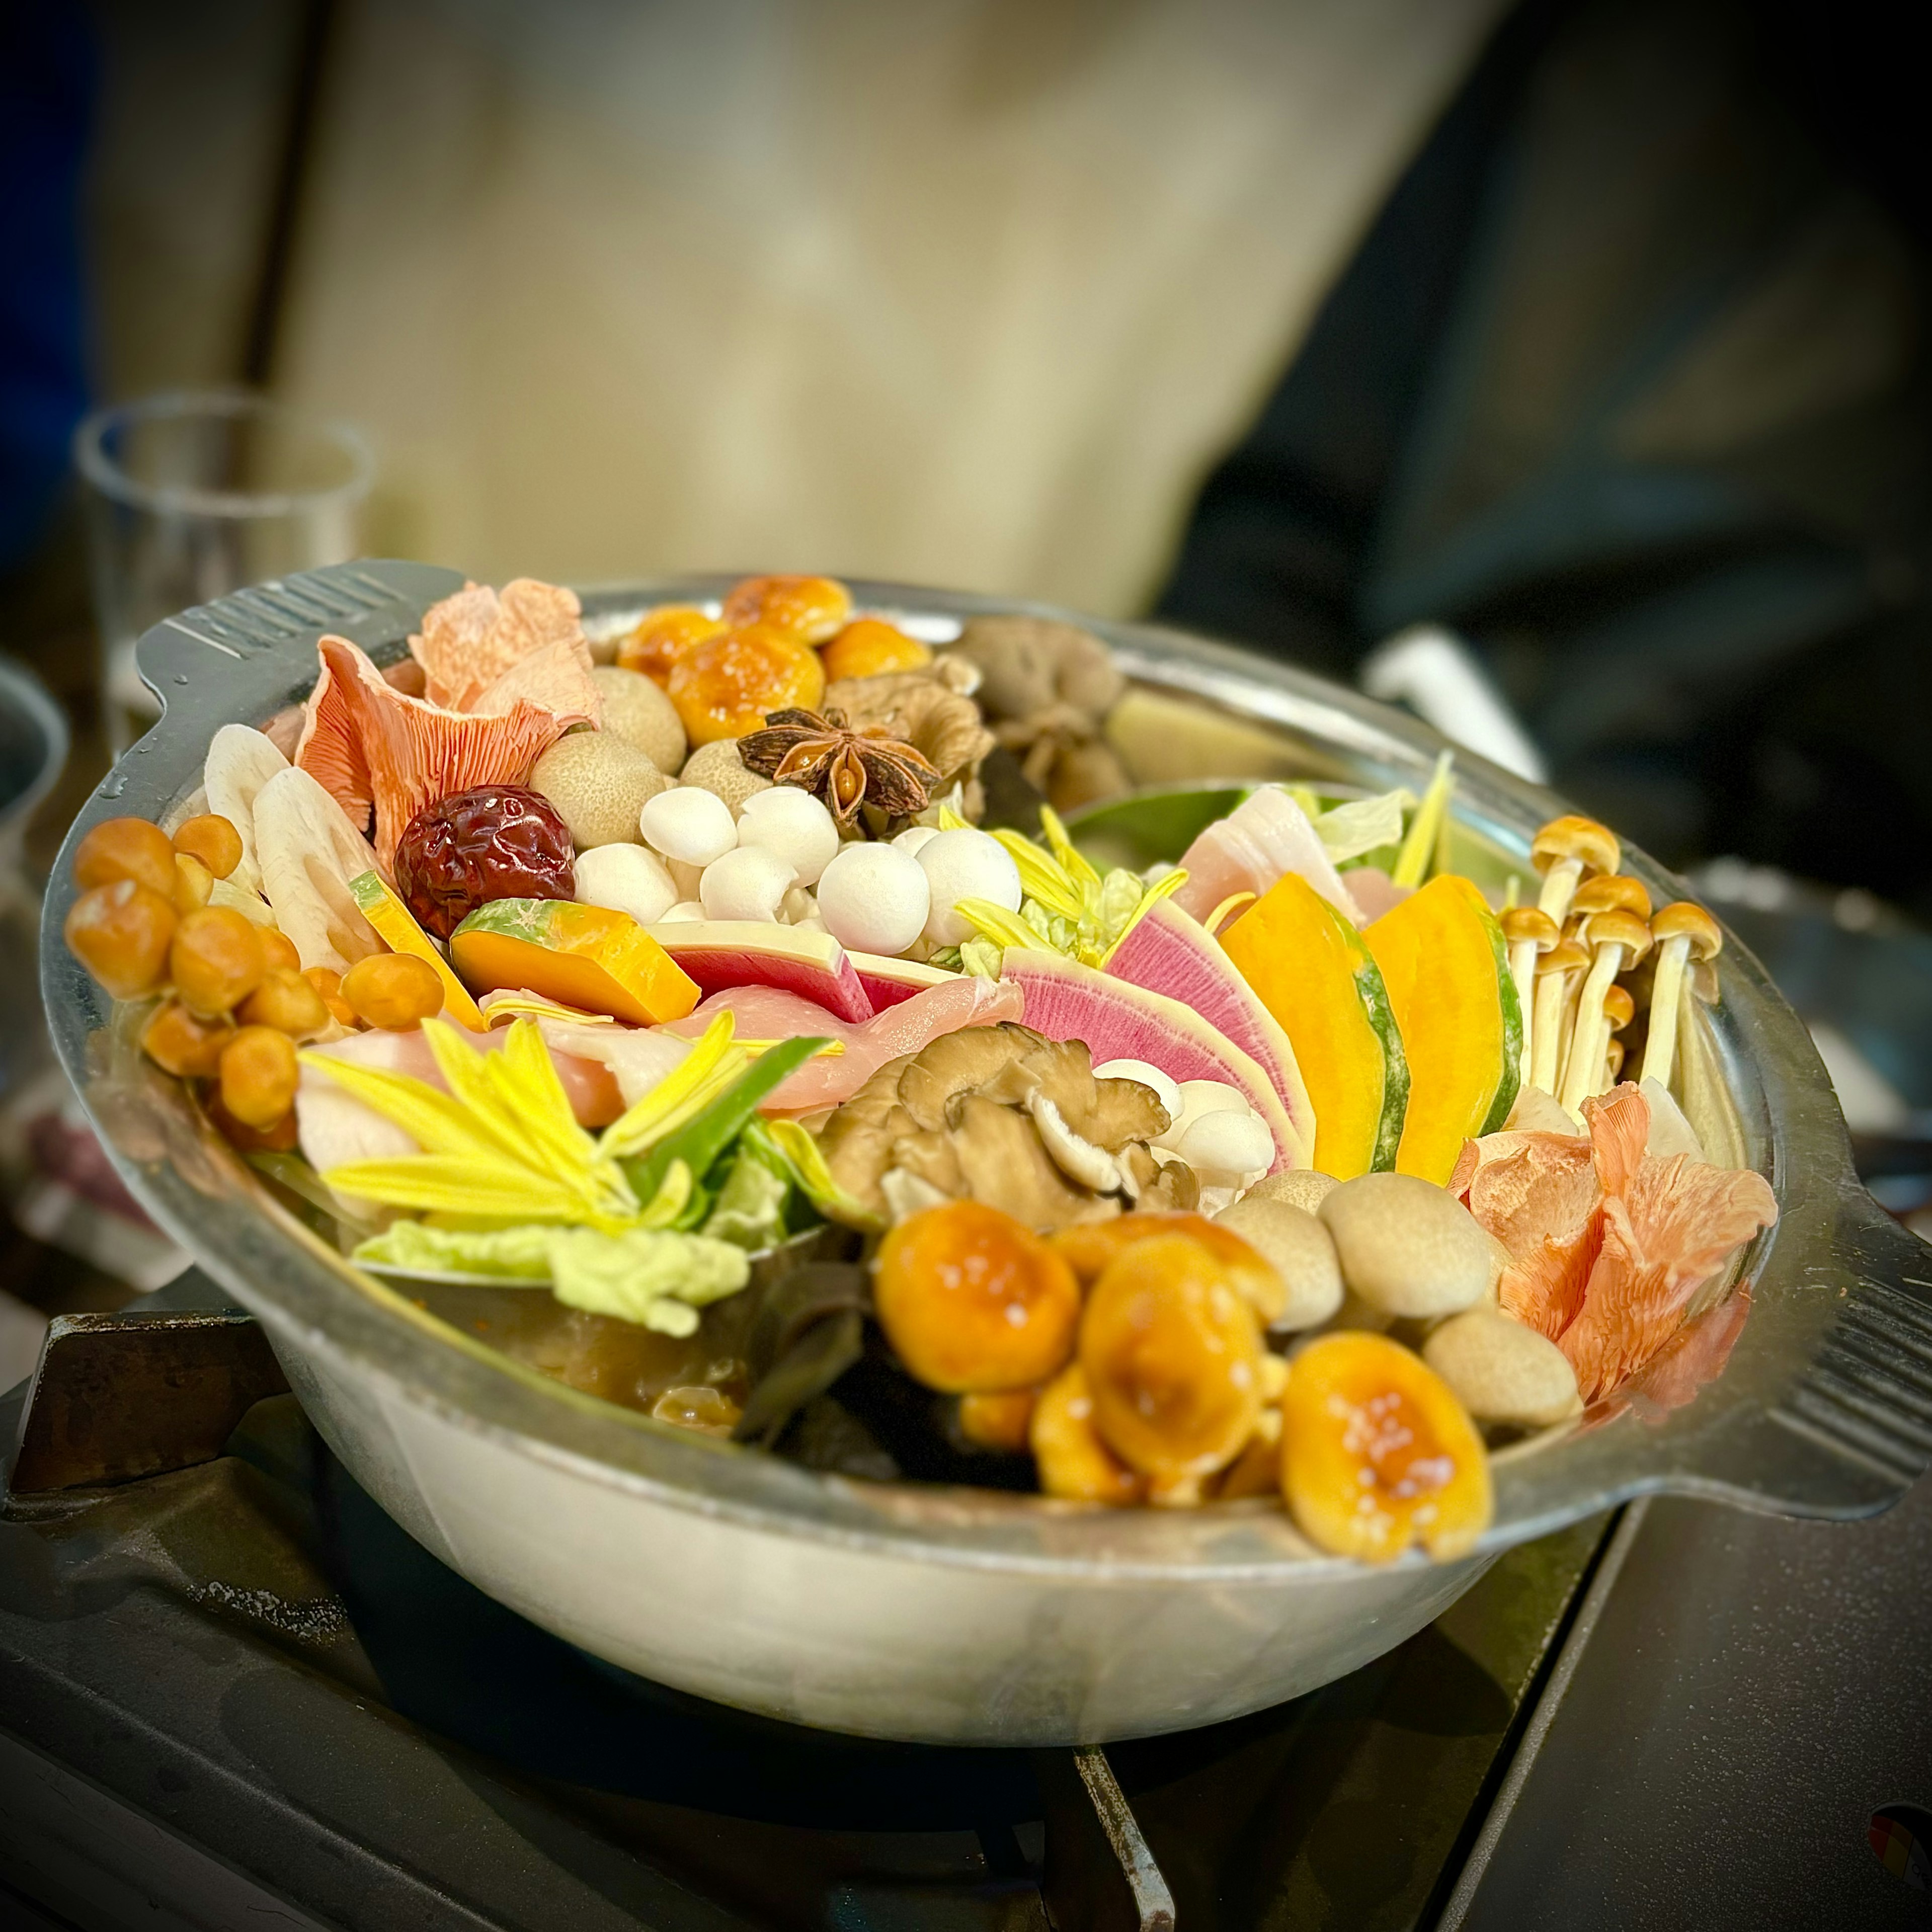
top-left (449, 899), bottom-right (699, 1025)
top-left (1362, 874), bottom-right (1520, 1184)
top-left (1280, 1332), bottom-right (1492, 1562)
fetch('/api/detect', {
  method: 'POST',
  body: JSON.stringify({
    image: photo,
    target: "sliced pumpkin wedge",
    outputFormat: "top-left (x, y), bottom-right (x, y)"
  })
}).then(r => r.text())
top-left (450, 898), bottom-right (700, 1026)
top-left (1362, 874), bottom-right (1521, 1185)
top-left (1219, 872), bottom-right (1407, 1178)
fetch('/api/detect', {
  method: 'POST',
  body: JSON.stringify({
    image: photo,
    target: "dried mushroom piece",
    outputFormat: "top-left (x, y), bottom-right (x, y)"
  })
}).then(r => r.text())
top-left (951, 615), bottom-right (1124, 722)
top-left (994, 704), bottom-right (1132, 814)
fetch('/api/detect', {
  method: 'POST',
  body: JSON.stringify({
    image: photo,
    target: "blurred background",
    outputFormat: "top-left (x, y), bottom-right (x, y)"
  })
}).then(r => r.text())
top-left (4, 0), bottom-right (1929, 1361)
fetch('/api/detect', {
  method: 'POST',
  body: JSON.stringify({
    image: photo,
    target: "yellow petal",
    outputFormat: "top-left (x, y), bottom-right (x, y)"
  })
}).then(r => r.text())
top-left (952, 896), bottom-right (1040, 950)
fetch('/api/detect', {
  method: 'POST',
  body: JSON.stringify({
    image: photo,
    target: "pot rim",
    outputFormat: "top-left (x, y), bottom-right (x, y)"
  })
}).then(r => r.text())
top-left (37, 561), bottom-right (1932, 1580)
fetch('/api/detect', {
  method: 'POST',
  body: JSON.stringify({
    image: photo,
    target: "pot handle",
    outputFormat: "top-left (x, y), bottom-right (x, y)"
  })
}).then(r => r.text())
top-left (1754, 1187), bottom-right (1932, 1511)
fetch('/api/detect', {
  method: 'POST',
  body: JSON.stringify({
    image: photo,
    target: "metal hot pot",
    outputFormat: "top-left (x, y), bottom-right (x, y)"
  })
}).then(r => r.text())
top-left (37, 561), bottom-right (1932, 1746)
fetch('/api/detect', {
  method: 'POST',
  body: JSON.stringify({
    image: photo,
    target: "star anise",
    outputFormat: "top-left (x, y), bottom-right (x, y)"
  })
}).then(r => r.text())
top-left (736, 707), bottom-right (942, 824)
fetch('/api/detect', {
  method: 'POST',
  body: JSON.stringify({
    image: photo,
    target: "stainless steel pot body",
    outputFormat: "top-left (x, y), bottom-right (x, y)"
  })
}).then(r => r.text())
top-left (39, 562), bottom-right (1932, 1745)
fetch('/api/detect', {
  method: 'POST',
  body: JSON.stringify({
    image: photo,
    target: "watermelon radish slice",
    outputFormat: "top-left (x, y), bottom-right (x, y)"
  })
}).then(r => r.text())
top-left (848, 951), bottom-right (958, 1011)
top-left (999, 948), bottom-right (1306, 1172)
top-left (1103, 898), bottom-right (1316, 1164)
top-left (646, 921), bottom-right (874, 1023)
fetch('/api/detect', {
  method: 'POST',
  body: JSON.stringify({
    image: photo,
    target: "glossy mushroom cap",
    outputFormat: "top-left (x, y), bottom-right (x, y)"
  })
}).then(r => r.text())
top-left (1571, 873), bottom-right (1652, 920)
top-left (1502, 906), bottom-right (1561, 951)
top-left (1584, 907), bottom-right (1653, 965)
top-left (1652, 900), bottom-right (1723, 960)
top-left (1603, 984), bottom-right (1637, 1031)
top-left (1539, 937), bottom-right (1591, 977)
top-left (1530, 814), bottom-right (1620, 879)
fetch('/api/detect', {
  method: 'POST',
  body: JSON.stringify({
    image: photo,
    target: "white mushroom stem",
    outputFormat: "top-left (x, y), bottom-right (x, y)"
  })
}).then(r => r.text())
top-left (1530, 958), bottom-right (1578, 1094)
top-left (1559, 925), bottom-right (1647, 1114)
top-left (1537, 855), bottom-right (1584, 924)
top-left (1552, 962), bottom-right (1589, 1099)
top-left (1641, 934), bottom-right (1692, 1090)
top-left (1559, 947), bottom-right (1624, 1112)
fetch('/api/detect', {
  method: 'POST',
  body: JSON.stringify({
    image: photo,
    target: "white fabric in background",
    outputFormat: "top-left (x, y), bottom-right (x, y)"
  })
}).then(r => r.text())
top-left (279, 0), bottom-right (1505, 612)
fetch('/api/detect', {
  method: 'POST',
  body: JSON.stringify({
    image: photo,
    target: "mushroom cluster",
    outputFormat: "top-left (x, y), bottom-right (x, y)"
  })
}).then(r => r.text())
top-left (817, 1023), bottom-right (1195, 1229)
top-left (1513, 812), bottom-right (1724, 1116)
top-left (951, 614), bottom-right (1129, 813)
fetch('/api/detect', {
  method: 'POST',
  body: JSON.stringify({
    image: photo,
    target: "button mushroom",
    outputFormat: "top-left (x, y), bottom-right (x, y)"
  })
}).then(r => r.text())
top-left (1638, 901), bottom-right (1723, 1092)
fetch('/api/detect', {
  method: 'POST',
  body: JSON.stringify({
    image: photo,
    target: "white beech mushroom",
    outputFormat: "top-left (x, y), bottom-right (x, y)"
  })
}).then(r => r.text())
top-left (1530, 814), bottom-right (1619, 926)
top-left (1640, 901), bottom-right (1723, 1090)
top-left (1530, 935), bottom-right (1590, 1094)
top-left (1558, 904), bottom-right (1654, 1114)
top-left (1501, 906), bottom-right (1559, 1088)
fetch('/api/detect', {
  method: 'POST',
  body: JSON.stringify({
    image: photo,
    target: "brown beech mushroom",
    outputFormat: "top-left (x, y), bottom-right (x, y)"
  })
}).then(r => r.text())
top-left (1640, 901), bottom-right (1723, 1090)
top-left (1501, 906), bottom-right (1560, 1088)
top-left (1530, 814), bottom-right (1619, 927)
top-left (1422, 1308), bottom-right (1581, 1430)
top-left (1558, 902), bottom-right (1654, 1114)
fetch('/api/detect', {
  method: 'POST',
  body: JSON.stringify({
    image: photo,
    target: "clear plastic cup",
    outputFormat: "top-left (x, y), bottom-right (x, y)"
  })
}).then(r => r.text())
top-left (74, 391), bottom-right (373, 751)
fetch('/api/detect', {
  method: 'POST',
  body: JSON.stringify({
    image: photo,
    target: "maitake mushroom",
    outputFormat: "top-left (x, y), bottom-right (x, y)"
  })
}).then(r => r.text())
top-left (948, 615), bottom-right (1130, 812)
top-left (816, 1023), bottom-right (1194, 1230)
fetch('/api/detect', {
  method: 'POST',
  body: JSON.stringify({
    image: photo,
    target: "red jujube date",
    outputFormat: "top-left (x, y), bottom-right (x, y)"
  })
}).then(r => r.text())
top-left (394, 786), bottom-right (576, 938)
